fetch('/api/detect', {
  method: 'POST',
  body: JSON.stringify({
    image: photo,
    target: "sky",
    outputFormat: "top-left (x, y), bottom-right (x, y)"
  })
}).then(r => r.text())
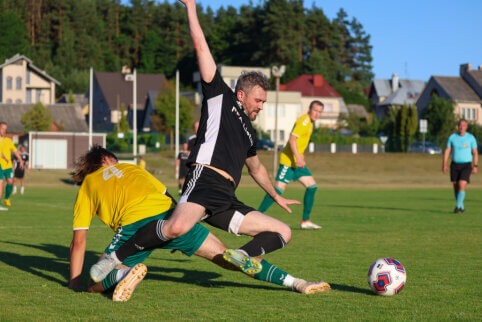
top-left (156, 0), bottom-right (482, 81)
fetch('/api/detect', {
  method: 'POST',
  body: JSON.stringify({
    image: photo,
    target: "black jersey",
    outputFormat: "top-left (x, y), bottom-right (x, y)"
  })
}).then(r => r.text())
top-left (177, 151), bottom-right (189, 167)
top-left (14, 152), bottom-right (29, 169)
top-left (187, 70), bottom-right (257, 186)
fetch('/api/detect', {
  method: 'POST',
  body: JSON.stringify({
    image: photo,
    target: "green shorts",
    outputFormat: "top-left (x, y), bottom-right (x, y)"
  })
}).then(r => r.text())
top-left (275, 164), bottom-right (312, 184)
top-left (104, 210), bottom-right (209, 267)
top-left (0, 168), bottom-right (13, 180)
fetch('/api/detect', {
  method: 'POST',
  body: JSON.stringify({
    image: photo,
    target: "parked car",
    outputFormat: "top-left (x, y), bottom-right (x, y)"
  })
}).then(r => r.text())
top-left (256, 138), bottom-right (275, 151)
top-left (408, 141), bottom-right (442, 154)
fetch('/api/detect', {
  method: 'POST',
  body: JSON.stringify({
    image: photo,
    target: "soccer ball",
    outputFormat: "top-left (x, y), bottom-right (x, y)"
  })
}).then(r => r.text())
top-left (367, 258), bottom-right (406, 296)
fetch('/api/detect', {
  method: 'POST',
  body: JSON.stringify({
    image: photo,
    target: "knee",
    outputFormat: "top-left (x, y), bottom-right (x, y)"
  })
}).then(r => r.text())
top-left (164, 221), bottom-right (188, 239)
top-left (306, 184), bottom-right (317, 192)
top-left (278, 223), bottom-right (292, 244)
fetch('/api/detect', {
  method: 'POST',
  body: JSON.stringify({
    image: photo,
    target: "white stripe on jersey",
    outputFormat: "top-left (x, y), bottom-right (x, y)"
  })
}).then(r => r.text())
top-left (179, 164), bottom-right (203, 203)
top-left (196, 94), bottom-right (223, 165)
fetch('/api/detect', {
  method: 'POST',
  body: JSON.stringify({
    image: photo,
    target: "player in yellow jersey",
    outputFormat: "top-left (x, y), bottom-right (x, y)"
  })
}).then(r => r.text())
top-left (0, 122), bottom-right (24, 208)
top-left (69, 146), bottom-right (330, 301)
top-left (258, 101), bottom-right (323, 230)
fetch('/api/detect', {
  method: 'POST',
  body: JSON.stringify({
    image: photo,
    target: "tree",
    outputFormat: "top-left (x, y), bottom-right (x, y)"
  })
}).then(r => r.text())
top-left (422, 95), bottom-right (456, 147)
top-left (21, 102), bottom-right (53, 131)
top-left (118, 103), bottom-right (129, 133)
top-left (0, 12), bottom-right (29, 62)
top-left (152, 81), bottom-right (193, 148)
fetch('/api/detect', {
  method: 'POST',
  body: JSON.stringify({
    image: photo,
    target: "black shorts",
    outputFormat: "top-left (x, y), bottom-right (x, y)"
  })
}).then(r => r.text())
top-left (14, 168), bottom-right (25, 179)
top-left (450, 162), bottom-right (472, 183)
top-left (179, 164), bottom-right (255, 235)
top-left (179, 164), bottom-right (188, 179)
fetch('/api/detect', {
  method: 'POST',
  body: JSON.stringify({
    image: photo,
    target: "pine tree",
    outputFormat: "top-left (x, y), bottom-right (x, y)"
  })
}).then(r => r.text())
top-left (21, 102), bottom-right (53, 131)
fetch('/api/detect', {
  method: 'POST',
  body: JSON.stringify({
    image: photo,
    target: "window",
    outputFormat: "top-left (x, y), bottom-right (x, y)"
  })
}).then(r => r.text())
top-left (461, 108), bottom-right (466, 119)
top-left (15, 99), bottom-right (21, 103)
top-left (472, 109), bottom-right (476, 120)
top-left (36, 89), bottom-right (41, 103)
top-left (6, 77), bottom-right (12, 89)
top-left (26, 89), bottom-right (32, 104)
top-left (279, 130), bottom-right (285, 142)
top-left (26, 69), bottom-right (30, 84)
top-left (16, 77), bottom-right (22, 89)
top-left (6, 99), bottom-right (12, 103)
top-left (323, 103), bottom-right (334, 113)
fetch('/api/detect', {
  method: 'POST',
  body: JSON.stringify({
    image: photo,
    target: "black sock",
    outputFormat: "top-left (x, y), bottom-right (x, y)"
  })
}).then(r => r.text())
top-left (240, 231), bottom-right (287, 257)
top-left (115, 219), bottom-right (169, 261)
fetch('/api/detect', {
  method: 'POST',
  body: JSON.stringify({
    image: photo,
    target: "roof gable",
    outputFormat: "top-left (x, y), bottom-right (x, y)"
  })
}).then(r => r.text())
top-left (0, 54), bottom-right (61, 85)
top-left (433, 76), bottom-right (481, 102)
top-left (280, 74), bottom-right (341, 98)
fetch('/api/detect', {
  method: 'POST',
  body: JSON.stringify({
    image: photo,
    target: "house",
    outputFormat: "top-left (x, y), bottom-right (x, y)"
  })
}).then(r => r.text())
top-left (279, 74), bottom-right (348, 129)
top-left (88, 68), bottom-right (167, 132)
top-left (416, 63), bottom-right (482, 125)
top-left (369, 73), bottom-right (425, 120)
top-left (0, 54), bottom-right (60, 105)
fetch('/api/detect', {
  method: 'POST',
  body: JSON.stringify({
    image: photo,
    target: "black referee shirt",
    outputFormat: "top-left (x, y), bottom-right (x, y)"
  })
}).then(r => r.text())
top-left (187, 70), bottom-right (257, 186)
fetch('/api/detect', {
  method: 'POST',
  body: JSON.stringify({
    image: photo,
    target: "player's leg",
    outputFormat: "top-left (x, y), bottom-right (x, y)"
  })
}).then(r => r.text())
top-left (12, 177), bottom-right (17, 195)
top-left (258, 165), bottom-right (291, 212)
top-left (297, 173), bottom-right (321, 230)
top-left (20, 177), bottom-right (25, 195)
top-left (194, 232), bottom-right (330, 294)
top-left (0, 176), bottom-right (6, 210)
top-left (456, 180), bottom-right (467, 212)
top-left (3, 171), bottom-right (14, 206)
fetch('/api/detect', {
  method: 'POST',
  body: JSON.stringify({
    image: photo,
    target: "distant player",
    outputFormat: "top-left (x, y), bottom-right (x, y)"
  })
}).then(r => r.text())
top-left (12, 145), bottom-right (29, 195)
top-left (442, 119), bottom-right (478, 213)
top-left (89, 0), bottom-right (300, 283)
top-left (176, 142), bottom-right (189, 194)
top-left (0, 122), bottom-right (24, 208)
top-left (138, 156), bottom-right (146, 170)
top-left (68, 146), bottom-right (330, 301)
top-left (258, 101), bottom-right (323, 230)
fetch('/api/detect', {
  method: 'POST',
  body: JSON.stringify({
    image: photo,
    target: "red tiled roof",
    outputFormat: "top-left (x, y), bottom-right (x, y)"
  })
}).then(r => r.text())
top-left (279, 74), bottom-right (341, 98)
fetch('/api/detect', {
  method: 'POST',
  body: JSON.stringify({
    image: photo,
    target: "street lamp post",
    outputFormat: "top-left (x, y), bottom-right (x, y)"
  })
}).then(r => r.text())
top-left (271, 65), bottom-right (285, 178)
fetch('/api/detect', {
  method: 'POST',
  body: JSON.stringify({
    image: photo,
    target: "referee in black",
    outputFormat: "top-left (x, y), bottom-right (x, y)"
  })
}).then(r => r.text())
top-left (89, 0), bottom-right (300, 278)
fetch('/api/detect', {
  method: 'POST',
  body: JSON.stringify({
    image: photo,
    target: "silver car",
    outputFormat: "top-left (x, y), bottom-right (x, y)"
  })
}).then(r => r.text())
top-left (408, 141), bottom-right (442, 154)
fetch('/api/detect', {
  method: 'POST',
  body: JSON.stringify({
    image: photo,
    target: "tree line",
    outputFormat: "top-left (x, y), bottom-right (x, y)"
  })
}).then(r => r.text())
top-left (0, 0), bottom-right (373, 105)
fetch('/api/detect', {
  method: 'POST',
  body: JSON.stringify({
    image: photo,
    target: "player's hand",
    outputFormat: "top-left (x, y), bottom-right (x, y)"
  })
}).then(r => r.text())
top-left (68, 278), bottom-right (82, 291)
top-left (442, 165), bottom-right (447, 174)
top-left (273, 195), bottom-right (301, 213)
top-left (20, 162), bottom-right (24, 170)
top-left (178, 0), bottom-right (194, 6)
top-left (472, 166), bottom-right (478, 174)
top-left (296, 157), bottom-right (306, 168)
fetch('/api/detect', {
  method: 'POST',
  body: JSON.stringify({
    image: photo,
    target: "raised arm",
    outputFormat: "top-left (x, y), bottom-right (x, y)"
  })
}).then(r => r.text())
top-left (179, 0), bottom-right (216, 82)
top-left (245, 155), bottom-right (300, 213)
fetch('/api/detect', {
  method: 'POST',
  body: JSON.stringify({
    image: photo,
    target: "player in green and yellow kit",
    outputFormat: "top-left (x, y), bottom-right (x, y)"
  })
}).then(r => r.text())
top-left (259, 100), bottom-right (323, 230)
top-left (69, 146), bottom-right (330, 301)
top-left (0, 122), bottom-right (24, 208)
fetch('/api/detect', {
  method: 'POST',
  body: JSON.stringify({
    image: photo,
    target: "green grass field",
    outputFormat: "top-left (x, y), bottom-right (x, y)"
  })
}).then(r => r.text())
top-left (0, 153), bottom-right (481, 320)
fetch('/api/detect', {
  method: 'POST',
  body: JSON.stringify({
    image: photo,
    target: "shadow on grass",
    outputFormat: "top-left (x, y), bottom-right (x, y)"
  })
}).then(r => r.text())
top-left (327, 204), bottom-right (443, 214)
top-left (330, 283), bottom-right (374, 295)
top-left (60, 178), bottom-right (77, 185)
top-left (0, 241), bottom-right (281, 293)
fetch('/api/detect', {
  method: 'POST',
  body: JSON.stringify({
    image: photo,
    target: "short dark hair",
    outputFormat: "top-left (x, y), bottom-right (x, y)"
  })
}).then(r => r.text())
top-left (0, 122), bottom-right (6, 126)
top-left (235, 71), bottom-right (269, 94)
top-left (309, 100), bottom-right (324, 110)
top-left (71, 145), bottom-right (117, 184)
top-left (458, 119), bottom-right (468, 126)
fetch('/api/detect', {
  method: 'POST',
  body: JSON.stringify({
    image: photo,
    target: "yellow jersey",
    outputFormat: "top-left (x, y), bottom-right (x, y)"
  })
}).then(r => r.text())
top-left (73, 163), bottom-right (174, 232)
top-left (0, 137), bottom-right (16, 169)
top-left (279, 114), bottom-right (313, 167)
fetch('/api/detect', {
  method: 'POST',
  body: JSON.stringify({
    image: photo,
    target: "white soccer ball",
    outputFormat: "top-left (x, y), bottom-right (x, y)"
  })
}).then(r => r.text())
top-left (367, 258), bottom-right (406, 296)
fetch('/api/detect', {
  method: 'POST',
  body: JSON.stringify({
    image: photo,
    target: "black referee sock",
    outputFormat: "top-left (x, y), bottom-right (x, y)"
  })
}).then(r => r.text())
top-left (115, 219), bottom-right (169, 261)
top-left (240, 231), bottom-right (287, 257)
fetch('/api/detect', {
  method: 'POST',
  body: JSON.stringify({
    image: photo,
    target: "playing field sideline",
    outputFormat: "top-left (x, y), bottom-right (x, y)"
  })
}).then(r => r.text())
top-left (0, 152), bottom-right (480, 320)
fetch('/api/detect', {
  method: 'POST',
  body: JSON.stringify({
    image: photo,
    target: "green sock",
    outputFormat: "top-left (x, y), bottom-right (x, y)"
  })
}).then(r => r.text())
top-left (253, 259), bottom-right (295, 287)
top-left (302, 185), bottom-right (317, 221)
top-left (5, 184), bottom-right (13, 199)
top-left (258, 187), bottom-right (283, 213)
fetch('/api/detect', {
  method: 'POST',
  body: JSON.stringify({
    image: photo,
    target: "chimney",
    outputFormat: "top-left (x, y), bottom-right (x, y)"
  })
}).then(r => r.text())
top-left (122, 65), bottom-right (131, 74)
top-left (459, 63), bottom-right (471, 75)
top-left (391, 73), bottom-right (399, 92)
top-left (313, 75), bottom-right (323, 87)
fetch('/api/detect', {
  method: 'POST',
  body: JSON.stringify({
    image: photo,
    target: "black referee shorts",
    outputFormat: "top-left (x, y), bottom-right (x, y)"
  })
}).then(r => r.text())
top-left (179, 164), bottom-right (255, 235)
top-left (450, 162), bottom-right (472, 183)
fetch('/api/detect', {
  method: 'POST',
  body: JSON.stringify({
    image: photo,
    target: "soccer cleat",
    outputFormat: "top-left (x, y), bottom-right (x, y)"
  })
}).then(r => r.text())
top-left (300, 221), bottom-right (321, 230)
top-left (90, 253), bottom-right (122, 283)
top-left (292, 279), bottom-right (331, 294)
top-left (3, 199), bottom-right (11, 207)
top-left (12, 187), bottom-right (17, 195)
top-left (0, 206), bottom-right (8, 211)
top-left (454, 207), bottom-right (461, 213)
top-left (459, 208), bottom-right (465, 213)
top-left (223, 249), bottom-right (262, 275)
top-left (20, 187), bottom-right (24, 195)
top-left (112, 263), bottom-right (147, 302)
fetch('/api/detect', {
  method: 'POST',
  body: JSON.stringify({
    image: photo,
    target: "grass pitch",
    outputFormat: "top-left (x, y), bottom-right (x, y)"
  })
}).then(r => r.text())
top-left (0, 153), bottom-right (480, 320)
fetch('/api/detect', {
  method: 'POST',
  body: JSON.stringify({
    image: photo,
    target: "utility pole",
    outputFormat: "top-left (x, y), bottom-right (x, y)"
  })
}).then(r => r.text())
top-left (271, 65), bottom-right (285, 178)
top-left (88, 67), bottom-right (93, 148)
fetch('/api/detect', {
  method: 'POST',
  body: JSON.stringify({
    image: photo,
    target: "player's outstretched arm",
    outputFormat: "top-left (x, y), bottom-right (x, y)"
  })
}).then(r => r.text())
top-left (246, 155), bottom-right (300, 213)
top-left (179, 0), bottom-right (216, 83)
top-left (69, 229), bottom-right (87, 290)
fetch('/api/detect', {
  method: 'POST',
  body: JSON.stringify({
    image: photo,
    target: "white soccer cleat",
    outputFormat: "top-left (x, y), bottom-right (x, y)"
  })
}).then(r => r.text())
top-left (90, 253), bottom-right (122, 283)
top-left (0, 206), bottom-right (8, 211)
top-left (20, 187), bottom-right (24, 195)
top-left (112, 263), bottom-right (147, 302)
top-left (300, 221), bottom-right (321, 230)
top-left (292, 279), bottom-right (331, 294)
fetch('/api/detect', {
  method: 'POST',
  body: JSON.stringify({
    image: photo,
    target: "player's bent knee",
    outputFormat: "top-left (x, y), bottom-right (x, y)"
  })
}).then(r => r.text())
top-left (278, 223), bottom-right (292, 244)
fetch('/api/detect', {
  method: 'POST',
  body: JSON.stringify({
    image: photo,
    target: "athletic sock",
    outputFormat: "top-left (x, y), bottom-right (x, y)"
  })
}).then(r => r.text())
top-left (258, 187), bottom-right (283, 213)
top-left (20, 186), bottom-right (24, 195)
top-left (240, 231), bottom-right (286, 257)
top-left (102, 268), bottom-right (130, 290)
top-left (456, 191), bottom-right (466, 209)
top-left (302, 185), bottom-right (317, 221)
top-left (253, 259), bottom-right (295, 287)
top-left (5, 184), bottom-right (13, 199)
top-left (115, 220), bottom-right (169, 262)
